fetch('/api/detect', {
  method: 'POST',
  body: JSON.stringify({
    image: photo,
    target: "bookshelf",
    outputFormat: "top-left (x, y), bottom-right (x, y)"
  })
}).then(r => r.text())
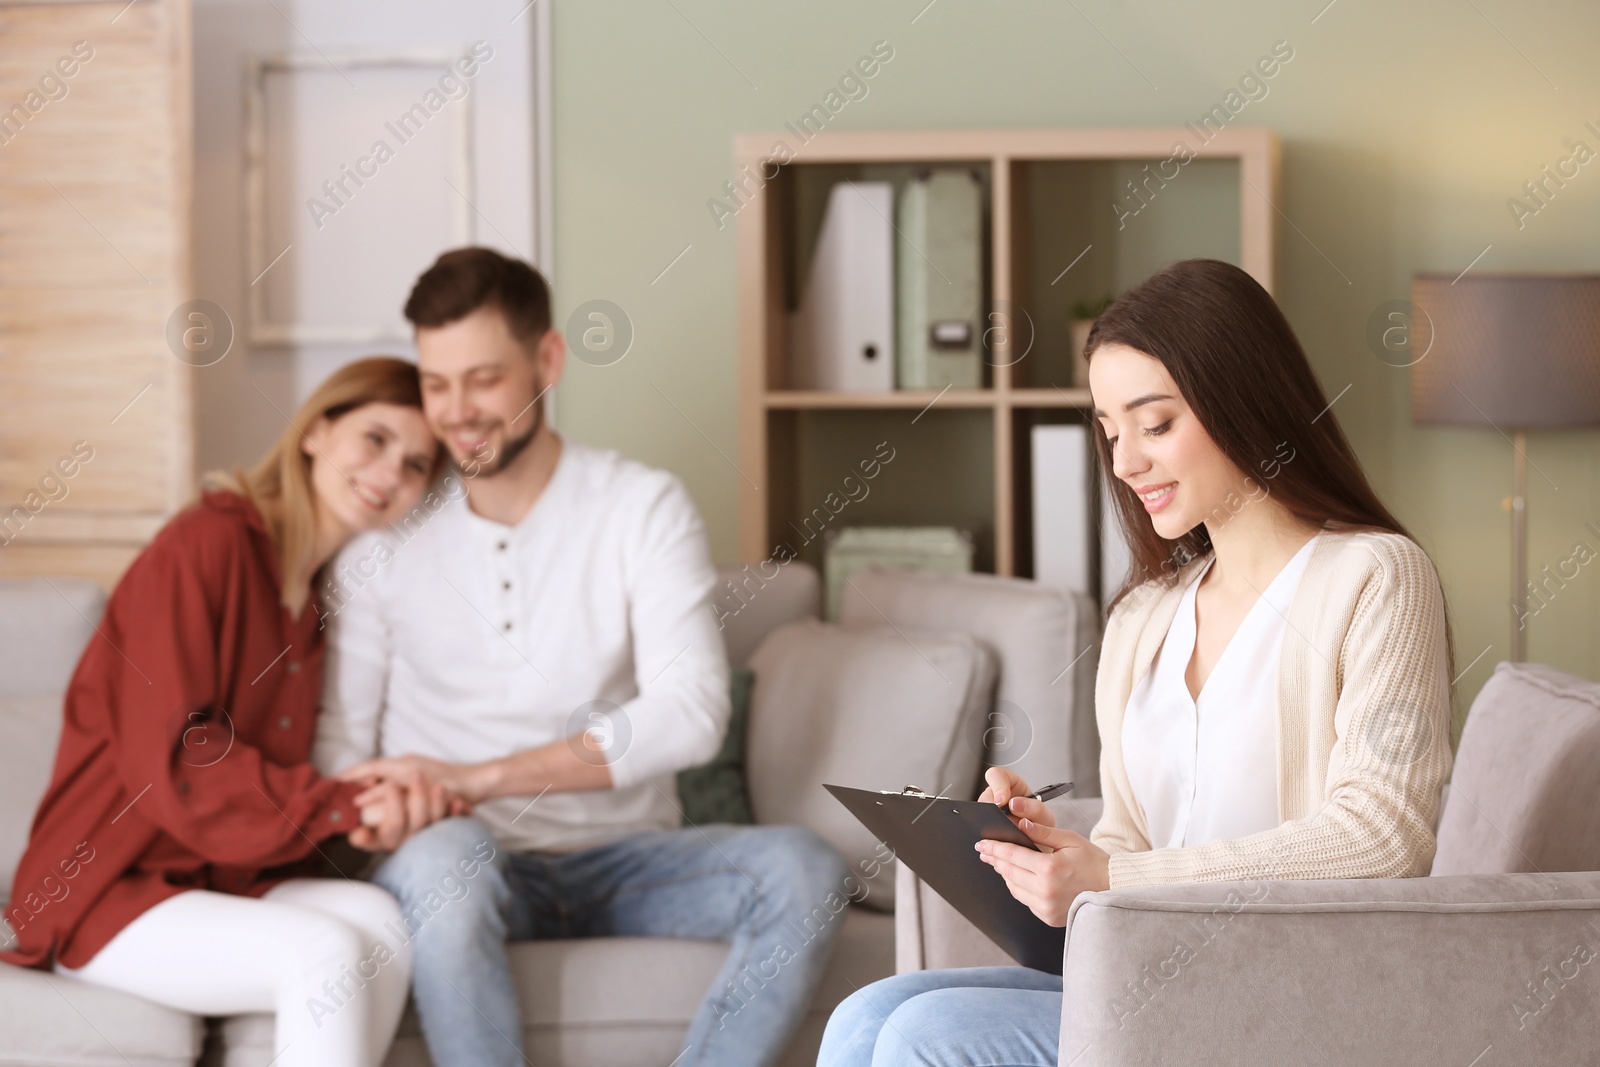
top-left (735, 128), bottom-right (1278, 586)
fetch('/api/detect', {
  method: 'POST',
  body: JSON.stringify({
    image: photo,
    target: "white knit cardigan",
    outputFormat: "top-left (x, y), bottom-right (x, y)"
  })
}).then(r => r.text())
top-left (1091, 526), bottom-right (1454, 889)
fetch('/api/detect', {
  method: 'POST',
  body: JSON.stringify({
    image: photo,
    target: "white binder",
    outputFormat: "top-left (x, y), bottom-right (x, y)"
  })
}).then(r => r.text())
top-left (789, 181), bottom-right (895, 392)
top-left (1030, 425), bottom-right (1091, 596)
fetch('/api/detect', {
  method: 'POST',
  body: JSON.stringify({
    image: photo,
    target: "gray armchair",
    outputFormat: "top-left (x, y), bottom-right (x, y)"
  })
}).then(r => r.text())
top-left (897, 660), bottom-right (1600, 1066)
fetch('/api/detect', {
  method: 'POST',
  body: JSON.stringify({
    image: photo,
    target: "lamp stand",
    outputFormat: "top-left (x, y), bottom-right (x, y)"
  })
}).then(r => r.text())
top-left (1512, 429), bottom-right (1527, 663)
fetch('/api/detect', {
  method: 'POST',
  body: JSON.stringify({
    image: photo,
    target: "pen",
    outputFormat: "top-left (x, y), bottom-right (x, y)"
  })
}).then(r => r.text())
top-left (997, 781), bottom-right (1074, 808)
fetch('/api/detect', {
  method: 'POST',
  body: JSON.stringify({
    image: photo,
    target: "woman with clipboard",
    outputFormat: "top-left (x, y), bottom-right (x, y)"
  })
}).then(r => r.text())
top-left (820, 259), bottom-right (1454, 1067)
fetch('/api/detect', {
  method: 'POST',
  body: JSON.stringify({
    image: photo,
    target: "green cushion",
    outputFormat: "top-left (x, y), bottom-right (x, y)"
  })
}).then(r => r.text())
top-left (677, 668), bottom-right (755, 826)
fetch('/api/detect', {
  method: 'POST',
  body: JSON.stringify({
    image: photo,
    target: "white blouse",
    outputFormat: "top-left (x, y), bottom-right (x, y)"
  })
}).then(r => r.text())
top-left (1121, 532), bottom-right (1322, 851)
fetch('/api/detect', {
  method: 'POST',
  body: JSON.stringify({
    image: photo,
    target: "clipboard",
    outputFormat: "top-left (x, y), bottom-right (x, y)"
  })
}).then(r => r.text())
top-left (825, 783), bottom-right (1067, 974)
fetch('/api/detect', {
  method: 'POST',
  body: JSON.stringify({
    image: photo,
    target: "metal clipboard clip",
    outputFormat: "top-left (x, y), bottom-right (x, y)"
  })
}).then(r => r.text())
top-left (886, 785), bottom-right (948, 800)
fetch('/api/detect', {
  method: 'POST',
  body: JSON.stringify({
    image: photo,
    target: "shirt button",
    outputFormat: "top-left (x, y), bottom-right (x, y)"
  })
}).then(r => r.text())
top-left (329, 809), bottom-right (343, 823)
top-left (497, 540), bottom-right (508, 551)
top-left (503, 581), bottom-right (512, 591)
top-left (286, 662), bottom-right (300, 674)
top-left (278, 716), bottom-right (293, 730)
top-left (503, 621), bottom-right (513, 631)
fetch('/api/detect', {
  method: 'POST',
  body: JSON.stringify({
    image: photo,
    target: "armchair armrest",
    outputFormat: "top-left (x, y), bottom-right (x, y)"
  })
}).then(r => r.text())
top-left (1060, 871), bottom-right (1600, 1067)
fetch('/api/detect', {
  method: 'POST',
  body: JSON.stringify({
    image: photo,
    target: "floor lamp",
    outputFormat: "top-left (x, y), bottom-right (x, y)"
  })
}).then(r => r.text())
top-left (1410, 273), bottom-right (1600, 662)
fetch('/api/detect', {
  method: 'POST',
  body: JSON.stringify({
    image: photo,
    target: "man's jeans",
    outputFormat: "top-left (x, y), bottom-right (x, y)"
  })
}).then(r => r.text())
top-left (373, 817), bottom-right (849, 1067)
top-left (817, 966), bottom-right (1063, 1067)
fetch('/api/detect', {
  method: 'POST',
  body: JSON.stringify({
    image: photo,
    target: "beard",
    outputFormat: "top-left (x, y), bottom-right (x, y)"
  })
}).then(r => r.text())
top-left (452, 389), bottom-right (543, 479)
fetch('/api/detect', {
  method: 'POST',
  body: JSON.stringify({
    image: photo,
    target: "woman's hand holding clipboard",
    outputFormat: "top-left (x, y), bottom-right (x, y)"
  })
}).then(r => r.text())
top-left (974, 767), bottom-right (1112, 926)
top-left (826, 769), bottom-right (1107, 971)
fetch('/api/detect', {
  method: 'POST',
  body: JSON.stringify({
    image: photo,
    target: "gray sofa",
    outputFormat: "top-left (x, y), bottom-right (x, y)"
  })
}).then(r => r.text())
top-left (898, 659), bottom-right (1600, 1066)
top-left (0, 562), bottom-right (1102, 1067)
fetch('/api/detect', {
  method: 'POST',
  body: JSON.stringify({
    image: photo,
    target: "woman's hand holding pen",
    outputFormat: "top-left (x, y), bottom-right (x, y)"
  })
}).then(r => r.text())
top-left (975, 767), bottom-right (1111, 926)
top-left (978, 767), bottom-right (1057, 830)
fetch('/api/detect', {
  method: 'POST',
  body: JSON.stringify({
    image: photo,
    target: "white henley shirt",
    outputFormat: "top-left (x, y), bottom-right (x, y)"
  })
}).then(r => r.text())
top-left (313, 439), bottom-right (731, 853)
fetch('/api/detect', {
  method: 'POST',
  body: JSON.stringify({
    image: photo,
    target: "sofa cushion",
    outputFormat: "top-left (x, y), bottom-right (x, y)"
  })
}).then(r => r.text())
top-left (837, 566), bottom-right (1103, 798)
top-left (0, 578), bottom-right (105, 698)
top-left (1433, 661), bottom-right (1600, 875)
top-left (0, 964), bottom-right (202, 1066)
top-left (744, 619), bottom-right (996, 911)
top-left (0, 694), bottom-right (65, 900)
top-left (222, 907), bottom-right (896, 1067)
top-left (713, 562), bottom-right (821, 671)
top-left (0, 579), bottom-right (100, 900)
top-left (512, 907), bottom-right (894, 1067)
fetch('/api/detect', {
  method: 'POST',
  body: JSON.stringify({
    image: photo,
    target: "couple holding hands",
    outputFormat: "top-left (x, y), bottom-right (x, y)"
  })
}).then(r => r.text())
top-left (6, 248), bottom-right (846, 1067)
top-left (6, 251), bottom-right (1455, 1067)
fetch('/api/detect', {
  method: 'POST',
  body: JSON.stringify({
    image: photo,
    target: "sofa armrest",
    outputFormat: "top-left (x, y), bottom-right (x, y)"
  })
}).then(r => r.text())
top-left (894, 860), bottom-right (922, 973)
top-left (894, 861), bottom-right (1014, 973)
top-left (1060, 871), bottom-right (1600, 1067)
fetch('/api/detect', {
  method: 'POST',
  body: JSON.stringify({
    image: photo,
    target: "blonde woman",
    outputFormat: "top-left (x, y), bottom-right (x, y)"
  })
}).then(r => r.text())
top-left (821, 260), bottom-right (1455, 1067)
top-left (4, 358), bottom-right (448, 1067)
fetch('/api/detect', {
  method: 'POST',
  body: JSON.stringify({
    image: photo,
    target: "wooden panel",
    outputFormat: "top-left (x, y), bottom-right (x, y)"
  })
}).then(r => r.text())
top-left (1238, 127), bottom-right (1280, 294)
top-left (0, 0), bottom-right (193, 582)
top-left (735, 137), bottom-right (772, 561)
top-left (1010, 388), bottom-right (1093, 407)
top-left (0, 286), bottom-right (184, 511)
top-left (994, 401), bottom-right (1014, 576)
top-left (991, 155), bottom-right (1015, 574)
top-left (765, 390), bottom-right (995, 410)
top-left (734, 127), bottom-right (1276, 166)
top-left (0, 541), bottom-right (143, 589)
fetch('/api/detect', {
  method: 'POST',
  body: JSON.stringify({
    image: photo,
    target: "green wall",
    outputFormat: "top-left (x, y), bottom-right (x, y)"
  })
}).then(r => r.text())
top-left (549, 0), bottom-right (1600, 723)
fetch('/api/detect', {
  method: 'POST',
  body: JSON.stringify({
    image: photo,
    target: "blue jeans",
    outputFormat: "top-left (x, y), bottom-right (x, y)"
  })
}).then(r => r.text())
top-left (373, 816), bottom-right (848, 1067)
top-left (819, 966), bottom-right (1064, 1067)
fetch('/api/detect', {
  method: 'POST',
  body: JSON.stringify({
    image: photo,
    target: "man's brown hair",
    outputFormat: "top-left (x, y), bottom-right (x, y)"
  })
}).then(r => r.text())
top-left (404, 246), bottom-right (551, 347)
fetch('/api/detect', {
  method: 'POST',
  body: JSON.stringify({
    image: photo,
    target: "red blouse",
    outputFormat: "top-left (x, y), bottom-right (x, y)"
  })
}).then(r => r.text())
top-left (2, 490), bottom-right (364, 969)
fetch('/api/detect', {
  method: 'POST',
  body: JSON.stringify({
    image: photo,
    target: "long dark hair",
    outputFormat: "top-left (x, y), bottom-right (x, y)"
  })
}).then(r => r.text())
top-left (1086, 260), bottom-right (1453, 674)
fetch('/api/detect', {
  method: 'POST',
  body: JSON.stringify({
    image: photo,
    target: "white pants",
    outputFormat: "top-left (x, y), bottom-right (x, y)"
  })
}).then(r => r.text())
top-left (56, 879), bottom-right (412, 1067)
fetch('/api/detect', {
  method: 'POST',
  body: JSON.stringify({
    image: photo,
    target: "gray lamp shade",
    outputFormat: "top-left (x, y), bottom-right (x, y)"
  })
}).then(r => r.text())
top-left (1411, 273), bottom-right (1600, 428)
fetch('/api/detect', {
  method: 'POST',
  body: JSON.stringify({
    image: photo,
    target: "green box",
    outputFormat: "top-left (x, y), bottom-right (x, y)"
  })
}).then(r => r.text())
top-left (823, 526), bottom-right (975, 621)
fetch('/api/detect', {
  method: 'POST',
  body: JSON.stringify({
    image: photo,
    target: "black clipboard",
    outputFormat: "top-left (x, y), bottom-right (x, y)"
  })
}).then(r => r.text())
top-left (826, 783), bottom-right (1066, 974)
